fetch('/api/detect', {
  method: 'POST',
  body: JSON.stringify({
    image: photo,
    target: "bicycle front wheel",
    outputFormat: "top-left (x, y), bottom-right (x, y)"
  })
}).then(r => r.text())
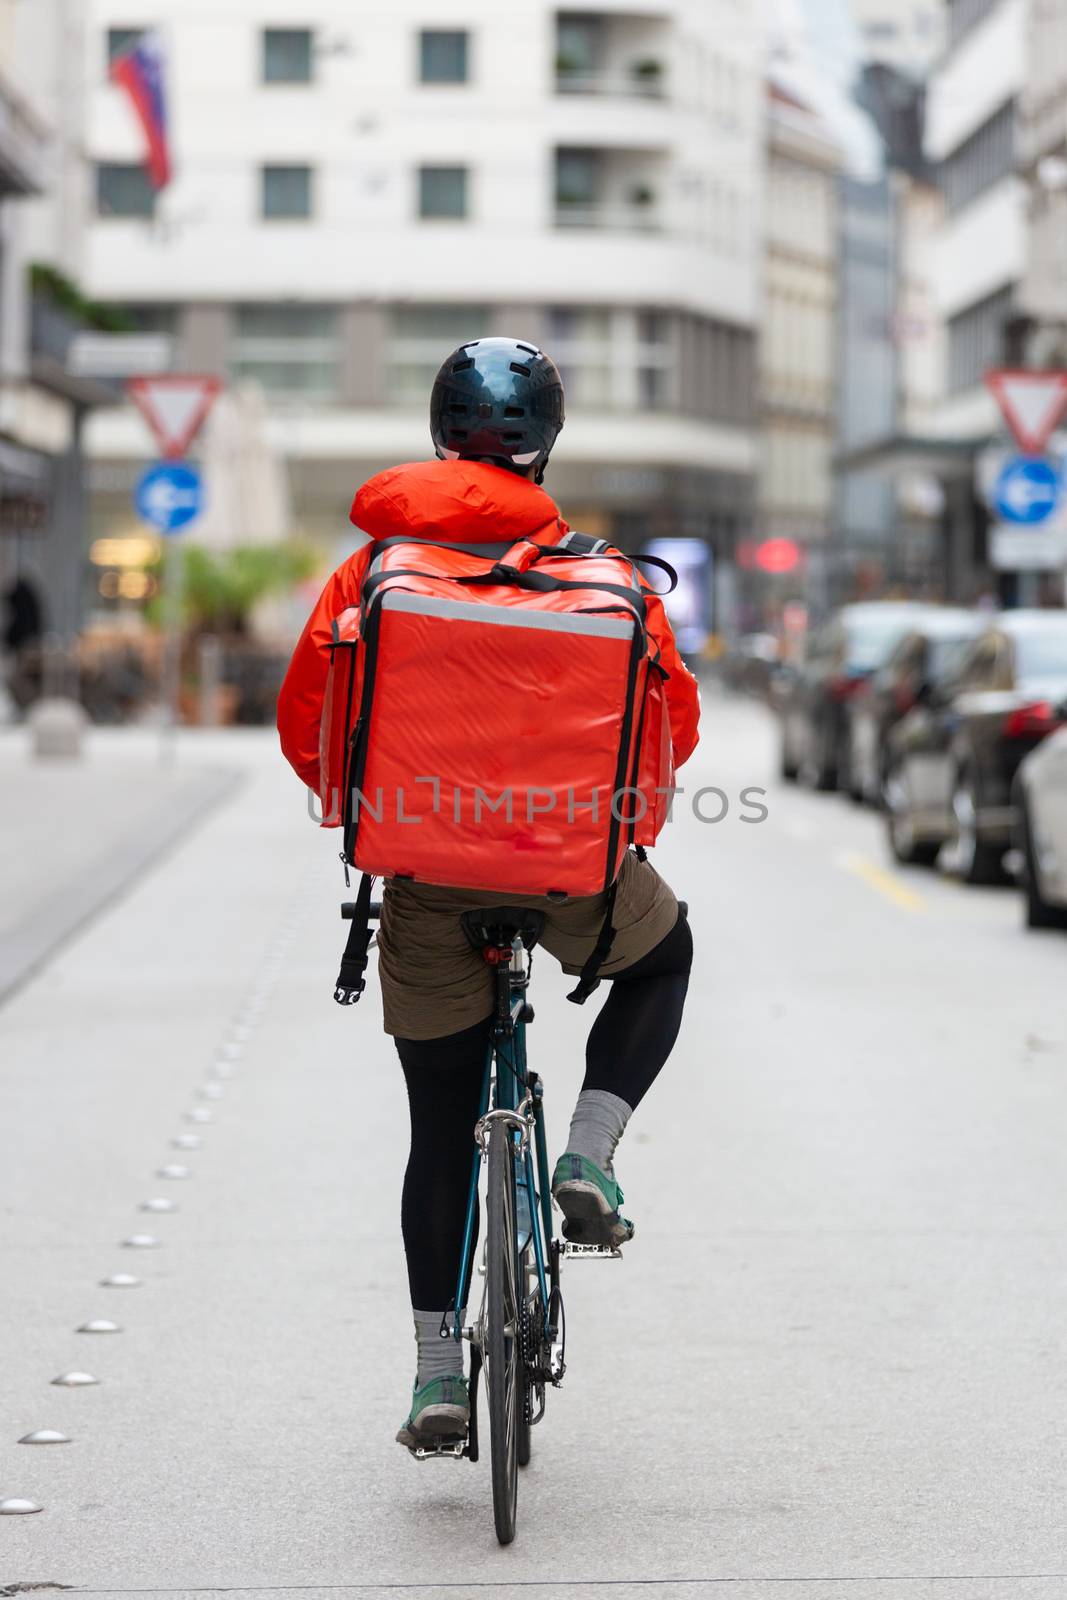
top-left (485, 1121), bottom-right (521, 1545)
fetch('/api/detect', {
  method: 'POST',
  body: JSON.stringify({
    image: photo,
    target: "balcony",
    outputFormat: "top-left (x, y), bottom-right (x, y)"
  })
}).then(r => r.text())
top-left (554, 146), bottom-right (668, 233)
top-left (29, 271), bottom-right (123, 407)
top-left (554, 11), bottom-right (669, 101)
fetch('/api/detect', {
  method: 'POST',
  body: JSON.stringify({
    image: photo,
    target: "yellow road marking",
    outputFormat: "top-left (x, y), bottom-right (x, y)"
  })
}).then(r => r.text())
top-left (838, 852), bottom-right (926, 913)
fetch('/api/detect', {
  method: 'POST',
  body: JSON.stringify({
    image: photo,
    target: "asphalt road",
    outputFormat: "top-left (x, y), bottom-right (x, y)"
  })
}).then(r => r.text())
top-left (2, 697), bottom-right (1065, 1600)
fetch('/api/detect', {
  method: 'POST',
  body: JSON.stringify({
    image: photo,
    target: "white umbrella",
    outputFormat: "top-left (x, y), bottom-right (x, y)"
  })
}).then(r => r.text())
top-left (195, 381), bottom-right (292, 550)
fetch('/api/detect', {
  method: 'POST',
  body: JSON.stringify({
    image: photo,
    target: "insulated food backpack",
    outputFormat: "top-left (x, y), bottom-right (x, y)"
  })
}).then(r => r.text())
top-left (320, 532), bottom-right (677, 1003)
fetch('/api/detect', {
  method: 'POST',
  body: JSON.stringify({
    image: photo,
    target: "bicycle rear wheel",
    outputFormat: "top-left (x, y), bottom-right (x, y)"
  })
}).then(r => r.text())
top-left (485, 1121), bottom-right (520, 1544)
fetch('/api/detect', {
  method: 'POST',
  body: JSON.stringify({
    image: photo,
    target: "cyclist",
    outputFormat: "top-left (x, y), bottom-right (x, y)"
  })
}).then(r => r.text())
top-left (277, 338), bottom-right (699, 1450)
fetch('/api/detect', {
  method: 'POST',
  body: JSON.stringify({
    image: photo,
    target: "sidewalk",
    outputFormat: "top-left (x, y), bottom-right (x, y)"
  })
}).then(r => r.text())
top-left (0, 728), bottom-right (243, 1002)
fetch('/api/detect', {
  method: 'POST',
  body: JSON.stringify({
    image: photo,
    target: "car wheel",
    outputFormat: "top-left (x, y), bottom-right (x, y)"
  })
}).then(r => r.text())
top-left (951, 771), bottom-right (1006, 886)
top-left (1019, 798), bottom-right (1067, 930)
top-left (884, 764), bottom-right (940, 867)
top-left (780, 737), bottom-right (799, 783)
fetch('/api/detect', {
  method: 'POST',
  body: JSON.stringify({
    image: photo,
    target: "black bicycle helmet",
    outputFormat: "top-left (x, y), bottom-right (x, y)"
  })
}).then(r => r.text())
top-left (430, 336), bottom-right (565, 484)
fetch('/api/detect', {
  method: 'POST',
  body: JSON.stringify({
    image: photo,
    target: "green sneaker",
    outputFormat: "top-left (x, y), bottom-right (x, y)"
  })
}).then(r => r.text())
top-left (395, 1375), bottom-right (469, 1451)
top-left (551, 1152), bottom-right (635, 1248)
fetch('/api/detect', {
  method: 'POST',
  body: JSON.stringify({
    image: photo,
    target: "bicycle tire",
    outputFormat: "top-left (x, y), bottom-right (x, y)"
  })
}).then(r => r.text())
top-left (486, 1122), bottom-right (520, 1544)
top-left (517, 1259), bottom-right (533, 1468)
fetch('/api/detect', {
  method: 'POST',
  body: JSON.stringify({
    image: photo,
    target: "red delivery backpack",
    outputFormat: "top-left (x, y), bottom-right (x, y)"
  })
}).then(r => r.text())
top-left (321, 531), bottom-right (677, 1005)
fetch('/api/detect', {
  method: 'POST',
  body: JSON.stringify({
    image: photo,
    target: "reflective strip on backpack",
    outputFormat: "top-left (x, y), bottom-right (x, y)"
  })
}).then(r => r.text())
top-left (558, 530), bottom-right (611, 556)
top-left (379, 589), bottom-right (634, 639)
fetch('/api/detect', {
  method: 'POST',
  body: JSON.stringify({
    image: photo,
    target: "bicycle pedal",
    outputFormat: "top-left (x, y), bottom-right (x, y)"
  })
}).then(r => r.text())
top-left (409, 1438), bottom-right (467, 1462)
top-left (562, 1240), bottom-right (622, 1260)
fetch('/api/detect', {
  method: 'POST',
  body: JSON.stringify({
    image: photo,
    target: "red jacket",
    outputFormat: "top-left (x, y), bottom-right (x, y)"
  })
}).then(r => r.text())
top-left (277, 459), bottom-right (700, 793)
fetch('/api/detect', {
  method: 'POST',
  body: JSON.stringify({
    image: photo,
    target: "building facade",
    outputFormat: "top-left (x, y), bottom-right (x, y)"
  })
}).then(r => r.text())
top-left (849, 0), bottom-right (946, 74)
top-left (1018, 0), bottom-right (1067, 353)
top-left (0, 0), bottom-right (112, 680)
top-left (756, 81), bottom-right (840, 617)
top-left (925, 0), bottom-right (1026, 442)
top-left (830, 64), bottom-right (947, 602)
top-left (81, 0), bottom-right (764, 629)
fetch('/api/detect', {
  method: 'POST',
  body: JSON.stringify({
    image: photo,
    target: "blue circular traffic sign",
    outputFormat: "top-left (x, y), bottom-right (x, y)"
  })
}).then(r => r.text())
top-left (135, 462), bottom-right (203, 534)
top-left (992, 457), bottom-right (1061, 525)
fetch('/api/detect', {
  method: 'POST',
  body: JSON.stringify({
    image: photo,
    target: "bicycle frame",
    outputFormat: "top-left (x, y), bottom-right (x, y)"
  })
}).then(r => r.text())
top-left (450, 935), bottom-right (554, 1346)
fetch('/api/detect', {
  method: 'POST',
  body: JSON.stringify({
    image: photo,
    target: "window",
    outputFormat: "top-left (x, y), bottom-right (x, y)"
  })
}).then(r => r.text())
top-left (263, 28), bottom-right (312, 83)
top-left (556, 17), bottom-right (603, 84)
top-left (106, 27), bottom-right (143, 66)
top-left (261, 164), bottom-right (312, 220)
top-left (419, 30), bottom-right (469, 84)
top-left (418, 165), bottom-right (468, 220)
top-left (940, 103), bottom-right (1015, 215)
top-left (555, 148), bottom-right (601, 217)
top-left (387, 305), bottom-right (489, 404)
top-left (546, 307), bottom-right (677, 411)
top-left (548, 307), bottom-right (613, 406)
top-left (96, 163), bottom-right (155, 218)
top-left (947, 286), bottom-right (1013, 393)
top-left (1013, 623), bottom-right (1067, 679)
top-left (231, 305), bottom-right (339, 402)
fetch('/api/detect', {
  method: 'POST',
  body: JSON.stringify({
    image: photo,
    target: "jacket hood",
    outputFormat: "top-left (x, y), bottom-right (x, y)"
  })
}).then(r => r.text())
top-left (350, 459), bottom-right (563, 545)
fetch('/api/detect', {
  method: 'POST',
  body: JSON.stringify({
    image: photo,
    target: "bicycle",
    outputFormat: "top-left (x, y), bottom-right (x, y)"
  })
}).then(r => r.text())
top-left (358, 897), bottom-right (622, 1545)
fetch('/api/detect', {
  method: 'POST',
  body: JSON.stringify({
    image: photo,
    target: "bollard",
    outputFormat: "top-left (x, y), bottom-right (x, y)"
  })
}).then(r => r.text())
top-left (28, 696), bottom-right (88, 760)
top-left (198, 634), bottom-right (223, 728)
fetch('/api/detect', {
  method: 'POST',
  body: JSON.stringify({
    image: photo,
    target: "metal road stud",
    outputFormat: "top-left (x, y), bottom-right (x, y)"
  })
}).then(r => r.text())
top-left (19, 1430), bottom-right (70, 1445)
top-left (172, 1134), bottom-right (202, 1150)
top-left (77, 1320), bottom-right (121, 1334)
top-left (121, 1234), bottom-right (159, 1249)
top-left (220, 1042), bottom-right (242, 1061)
top-left (210, 1063), bottom-right (235, 1080)
top-left (185, 1107), bottom-right (213, 1124)
top-left (199, 1083), bottom-right (224, 1100)
top-left (140, 1198), bottom-right (176, 1213)
top-left (51, 1372), bottom-right (99, 1387)
top-left (0, 1498), bottom-right (43, 1514)
top-left (100, 1274), bottom-right (140, 1288)
top-left (157, 1164), bottom-right (191, 1179)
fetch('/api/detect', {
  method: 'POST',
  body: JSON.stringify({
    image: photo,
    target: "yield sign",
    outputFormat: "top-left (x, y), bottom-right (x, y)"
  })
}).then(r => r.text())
top-left (984, 368), bottom-right (1067, 456)
top-left (127, 374), bottom-right (221, 460)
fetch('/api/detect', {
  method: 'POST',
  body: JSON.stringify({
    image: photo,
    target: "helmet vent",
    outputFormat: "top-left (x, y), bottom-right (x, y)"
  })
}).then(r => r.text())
top-left (448, 403), bottom-right (467, 415)
top-left (504, 406), bottom-right (525, 418)
top-left (452, 358), bottom-right (474, 373)
top-left (449, 430), bottom-right (468, 441)
top-left (516, 343), bottom-right (538, 356)
top-left (509, 362), bottom-right (531, 377)
top-left (502, 432), bottom-right (524, 443)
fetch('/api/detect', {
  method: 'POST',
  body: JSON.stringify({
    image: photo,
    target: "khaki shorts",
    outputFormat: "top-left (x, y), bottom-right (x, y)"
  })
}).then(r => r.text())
top-left (376, 849), bottom-right (678, 1040)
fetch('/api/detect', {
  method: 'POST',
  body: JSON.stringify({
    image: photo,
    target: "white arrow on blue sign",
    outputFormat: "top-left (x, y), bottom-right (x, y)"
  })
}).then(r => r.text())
top-left (992, 456), bottom-right (1061, 526)
top-left (135, 462), bottom-right (203, 535)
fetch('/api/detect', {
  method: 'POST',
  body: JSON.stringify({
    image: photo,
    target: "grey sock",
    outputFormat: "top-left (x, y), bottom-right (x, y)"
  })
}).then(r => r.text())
top-left (413, 1308), bottom-right (466, 1387)
top-left (564, 1088), bottom-right (632, 1178)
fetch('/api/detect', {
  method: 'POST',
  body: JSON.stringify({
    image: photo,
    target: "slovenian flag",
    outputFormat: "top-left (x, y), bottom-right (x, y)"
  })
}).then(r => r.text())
top-left (110, 30), bottom-right (171, 190)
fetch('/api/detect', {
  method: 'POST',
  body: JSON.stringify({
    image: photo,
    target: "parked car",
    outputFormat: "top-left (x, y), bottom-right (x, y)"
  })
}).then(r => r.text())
top-left (844, 609), bottom-right (984, 805)
top-left (1014, 725), bottom-right (1067, 928)
top-left (883, 610), bottom-right (1067, 881)
top-left (725, 632), bottom-right (781, 697)
top-left (778, 602), bottom-right (944, 789)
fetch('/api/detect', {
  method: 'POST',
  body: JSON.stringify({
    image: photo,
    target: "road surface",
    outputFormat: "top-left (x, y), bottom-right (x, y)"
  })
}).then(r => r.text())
top-left (2, 697), bottom-right (1065, 1599)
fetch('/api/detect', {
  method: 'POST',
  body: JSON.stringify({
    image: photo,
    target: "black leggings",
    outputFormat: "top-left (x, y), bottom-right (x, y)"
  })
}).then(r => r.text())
top-left (395, 910), bottom-right (693, 1310)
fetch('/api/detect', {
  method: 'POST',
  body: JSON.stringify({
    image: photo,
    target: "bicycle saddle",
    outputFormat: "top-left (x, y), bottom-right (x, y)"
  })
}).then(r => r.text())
top-left (460, 906), bottom-right (545, 952)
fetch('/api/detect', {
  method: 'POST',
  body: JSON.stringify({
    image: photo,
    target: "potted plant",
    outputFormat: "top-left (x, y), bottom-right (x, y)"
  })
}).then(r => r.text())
top-left (630, 58), bottom-right (664, 91)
